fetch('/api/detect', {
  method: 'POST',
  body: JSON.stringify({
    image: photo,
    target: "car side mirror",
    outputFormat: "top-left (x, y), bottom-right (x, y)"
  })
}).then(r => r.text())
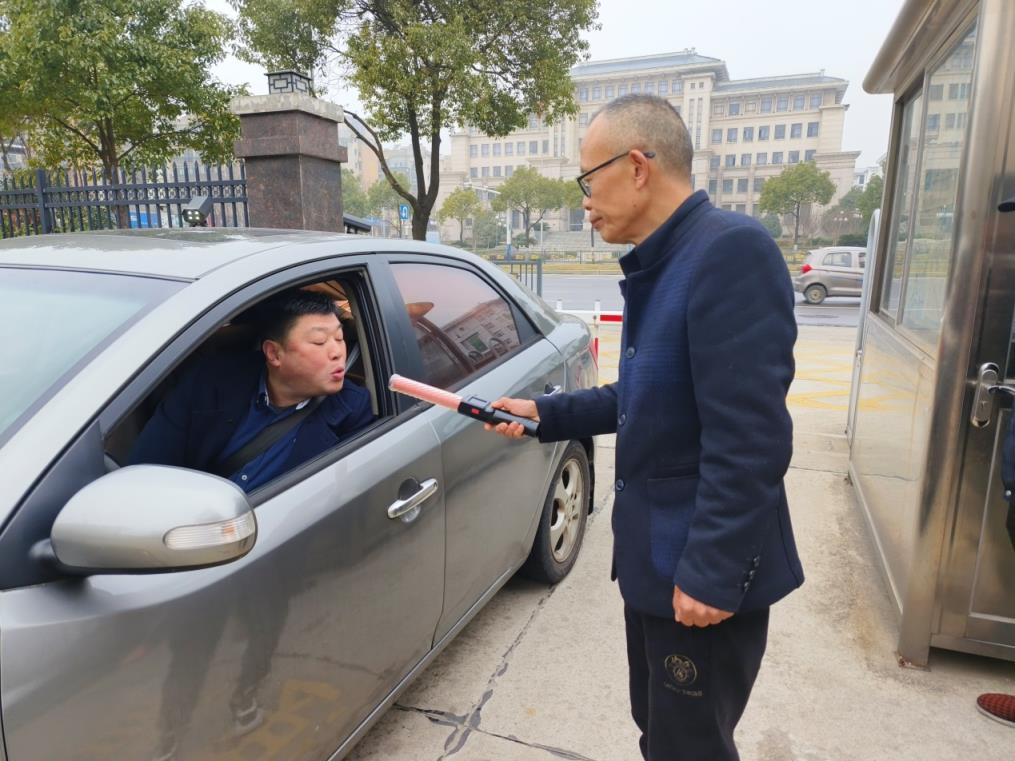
top-left (49, 465), bottom-right (256, 573)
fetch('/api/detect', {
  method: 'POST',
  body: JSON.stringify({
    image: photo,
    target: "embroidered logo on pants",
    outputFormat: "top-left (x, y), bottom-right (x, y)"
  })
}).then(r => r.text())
top-left (664, 654), bottom-right (698, 687)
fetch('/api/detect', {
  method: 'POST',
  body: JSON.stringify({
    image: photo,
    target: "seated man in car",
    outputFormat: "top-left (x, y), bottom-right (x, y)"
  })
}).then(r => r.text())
top-left (129, 288), bottom-right (375, 492)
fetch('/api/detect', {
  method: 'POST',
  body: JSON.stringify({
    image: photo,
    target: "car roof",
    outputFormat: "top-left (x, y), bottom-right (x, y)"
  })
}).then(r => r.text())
top-left (0, 229), bottom-right (472, 279)
top-left (808, 246), bottom-right (866, 256)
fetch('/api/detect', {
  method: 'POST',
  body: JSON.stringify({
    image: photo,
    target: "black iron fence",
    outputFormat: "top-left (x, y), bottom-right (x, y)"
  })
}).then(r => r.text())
top-left (0, 164), bottom-right (247, 239)
top-left (488, 253), bottom-right (543, 296)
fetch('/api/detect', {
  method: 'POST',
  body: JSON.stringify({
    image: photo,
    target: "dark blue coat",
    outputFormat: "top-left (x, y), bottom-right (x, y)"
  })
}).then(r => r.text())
top-left (129, 351), bottom-right (373, 479)
top-left (536, 191), bottom-right (803, 618)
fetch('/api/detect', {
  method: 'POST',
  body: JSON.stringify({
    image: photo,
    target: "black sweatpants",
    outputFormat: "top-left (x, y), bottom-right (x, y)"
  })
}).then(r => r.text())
top-left (624, 606), bottom-right (770, 761)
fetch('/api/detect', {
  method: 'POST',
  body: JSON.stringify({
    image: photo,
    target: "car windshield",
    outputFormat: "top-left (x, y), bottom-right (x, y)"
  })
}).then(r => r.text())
top-left (0, 267), bottom-right (182, 444)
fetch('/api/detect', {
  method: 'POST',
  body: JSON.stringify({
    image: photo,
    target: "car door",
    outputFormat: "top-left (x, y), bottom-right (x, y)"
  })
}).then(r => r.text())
top-left (382, 257), bottom-right (566, 641)
top-left (0, 258), bottom-right (445, 761)
top-left (822, 250), bottom-right (855, 295)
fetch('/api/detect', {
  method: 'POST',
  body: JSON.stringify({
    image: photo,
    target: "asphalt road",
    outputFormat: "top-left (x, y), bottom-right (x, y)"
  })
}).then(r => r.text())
top-left (541, 274), bottom-right (860, 328)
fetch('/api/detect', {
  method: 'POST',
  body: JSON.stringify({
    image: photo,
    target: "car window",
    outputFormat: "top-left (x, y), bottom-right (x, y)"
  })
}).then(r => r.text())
top-left (0, 268), bottom-right (181, 446)
top-left (823, 252), bottom-right (852, 267)
top-left (391, 262), bottom-right (523, 389)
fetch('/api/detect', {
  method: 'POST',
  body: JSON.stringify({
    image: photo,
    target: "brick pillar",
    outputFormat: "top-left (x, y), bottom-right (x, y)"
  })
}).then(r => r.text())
top-left (232, 75), bottom-right (346, 232)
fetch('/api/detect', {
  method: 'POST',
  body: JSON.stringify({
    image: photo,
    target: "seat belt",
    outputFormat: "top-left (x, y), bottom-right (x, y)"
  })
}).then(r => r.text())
top-left (211, 396), bottom-right (324, 479)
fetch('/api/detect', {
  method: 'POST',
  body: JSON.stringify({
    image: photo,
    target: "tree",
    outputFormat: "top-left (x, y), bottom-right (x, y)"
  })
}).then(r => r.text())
top-left (857, 175), bottom-right (884, 229)
top-left (758, 162), bottom-right (836, 247)
top-left (341, 168), bottom-right (370, 218)
top-left (760, 214), bottom-right (782, 239)
top-left (472, 207), bottom-right (503, 249)
top-left (438, 188), bottom-right (480, 243)
top-left (366, 172), bottom-right (410, 233)
top-left (0, 0), bottom-right (243, 181)
top-left (233, 0), bottom-right (599, 240)
top-left (489, 168), bottom-right (573, 243)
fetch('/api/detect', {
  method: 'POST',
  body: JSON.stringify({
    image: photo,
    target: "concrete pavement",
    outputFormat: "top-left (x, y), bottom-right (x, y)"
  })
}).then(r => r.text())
top-left (347, 324), bottom-right (1015, 761)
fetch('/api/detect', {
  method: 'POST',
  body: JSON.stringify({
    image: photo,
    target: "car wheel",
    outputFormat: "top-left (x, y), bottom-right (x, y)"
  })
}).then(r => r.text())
top-left (520, 441), bottom-right (590, 584)
top-left (804, 284), bottom-right (827, 304)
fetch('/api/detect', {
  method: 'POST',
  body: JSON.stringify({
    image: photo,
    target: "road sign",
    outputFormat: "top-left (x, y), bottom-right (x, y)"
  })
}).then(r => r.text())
top-left (399, 203), bottom-right (410, 221)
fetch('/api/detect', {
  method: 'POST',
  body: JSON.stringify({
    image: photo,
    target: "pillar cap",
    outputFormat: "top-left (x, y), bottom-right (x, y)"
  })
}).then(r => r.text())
top-left (231, 93), bottom-right (344, 124)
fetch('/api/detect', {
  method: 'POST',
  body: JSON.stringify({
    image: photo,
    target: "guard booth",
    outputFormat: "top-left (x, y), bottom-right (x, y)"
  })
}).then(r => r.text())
top-left (848, 0), bottom-right (1015, 666)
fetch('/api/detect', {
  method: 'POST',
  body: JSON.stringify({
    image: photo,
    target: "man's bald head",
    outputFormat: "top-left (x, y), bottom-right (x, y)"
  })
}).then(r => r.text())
top-left (589, 94), bottom-right (694, 181)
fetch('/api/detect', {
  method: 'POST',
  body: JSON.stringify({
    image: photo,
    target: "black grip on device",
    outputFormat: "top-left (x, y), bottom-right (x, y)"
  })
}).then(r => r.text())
top-left (458, 395), bottom-right (540, 437)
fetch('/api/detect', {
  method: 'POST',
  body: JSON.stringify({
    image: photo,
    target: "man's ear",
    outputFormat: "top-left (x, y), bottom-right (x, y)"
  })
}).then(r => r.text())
top-left (633, 151), bottom-right (652, 189)
top-left (262, 339), bottom-right (283, 367)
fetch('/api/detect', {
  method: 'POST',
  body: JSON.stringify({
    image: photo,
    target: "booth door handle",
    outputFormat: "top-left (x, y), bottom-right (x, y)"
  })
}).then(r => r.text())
top-left (999, 197), bottom-right (1015, 213)
top-left (971, 363), bottom-right (1000, 428)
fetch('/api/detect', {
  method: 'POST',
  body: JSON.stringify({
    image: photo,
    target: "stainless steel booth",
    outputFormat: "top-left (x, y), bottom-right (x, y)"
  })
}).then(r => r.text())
top-left (849, 0), bottom-right (1015, 667)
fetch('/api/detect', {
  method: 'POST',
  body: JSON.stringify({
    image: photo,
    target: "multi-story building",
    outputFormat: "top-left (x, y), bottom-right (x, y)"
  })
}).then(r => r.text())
top-left (338, 124), bottom-right (381, 189)
top-left (438, 49), bottom-right (861, 239)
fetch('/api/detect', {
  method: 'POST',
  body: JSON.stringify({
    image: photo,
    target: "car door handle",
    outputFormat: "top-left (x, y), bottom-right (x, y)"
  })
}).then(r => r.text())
top-left (387, 478), bottom-right (439, 520)
top-left (544, 383), bottom-right (562, 395)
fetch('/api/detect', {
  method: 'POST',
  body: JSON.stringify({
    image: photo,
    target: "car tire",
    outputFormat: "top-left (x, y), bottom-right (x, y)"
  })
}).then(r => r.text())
top-left (804, 284), bottom-right (827, 305)
top-left (520, 441), bottom-right (590, 584)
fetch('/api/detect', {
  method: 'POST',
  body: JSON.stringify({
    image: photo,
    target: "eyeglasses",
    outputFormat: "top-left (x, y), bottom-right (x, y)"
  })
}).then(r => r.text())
top-left (576, 150), bottom-right (656, 198)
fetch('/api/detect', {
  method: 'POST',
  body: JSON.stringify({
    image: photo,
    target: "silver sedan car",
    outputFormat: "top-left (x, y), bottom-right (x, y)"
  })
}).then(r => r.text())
top-left (792, 246), bottom-right (866, 304)
top-left (0, 229), bottom-right (597, 761)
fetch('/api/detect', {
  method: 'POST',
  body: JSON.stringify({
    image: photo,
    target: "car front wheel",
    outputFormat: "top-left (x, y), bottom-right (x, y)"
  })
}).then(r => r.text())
top-left (520, 441), bottom-right (590, 584)
top-left (804, 284), bottom-right (827, 304)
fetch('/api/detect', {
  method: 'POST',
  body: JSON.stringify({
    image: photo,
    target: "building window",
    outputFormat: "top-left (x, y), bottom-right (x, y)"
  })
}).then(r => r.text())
top-left (774, 124), bottom-right (786, 140)
top-left (529, 140), bottom-right (538, 154)
top-left (756, 153), bottom-right (768, 165)
top-left (772, 151), bottom-right (784, 165)
top-left (658, 81), bottom-right (668, 95)
top-left (481, 144), bottom-right (489, 157)
top-left (690, 82), bottom-right (696, 90)
top-left (805, 149), bottom-right (816, 162)
top-left (470, 167), bottom-right (478, 178)
top-left (736, 203), bottom-right (747, 213)
top-left (727, 127), bottom-right (737, 143)
top-left (579, 87), bottom-right (588, 102)
top-left (737, 178), bottom-right (749, 193)
top-left (777, 95), bottom-right (789, 112)
top-left (579, 112), bottom-right (589, 127)
top-left (793, 95), bottom-right (805, 110)
top-left (709, 156), bottom-right (720, 170)
top-left (618, 84), bottom-right (628, 96)
top-left (743, 126), bottom-right (754, 142)
top-left (469, 145), bottom-right (478, 158)
top-left (761, 96), bottom-right (773, 113)
top-left (493, 166), bottom-right (501, 177)
top-left (708, 179), bottom-right (718, 195)
top-left (505, 142), bottom-right (514, 156)
top-left (788, 150), bottom-right (800, 164)
top-left (673, 80), bottom-right (683, 94)
top-left (542, 139), bottom-right (549, 154)
top-left (754, 177), bottom-right (765, 192)
top-left (711, 128), bottom-right (723, 144)
top-left (929, 84), bottom-right (944, 101)
top-left (517, 141), bottom-right (525, 155)
top-left (713, 103), bottom-right (724, 116)
top-left (631, 83), bottom-right (641, 94)
top-left (606, 85), bottom-right (614, 98)
top-left (725, 154), bottom-right (736, 168)
top-left (591, 86), bottom-right (601, 100)
top-left (644, 82), bottom-right (655, 94)
top-left (758, 125), bottom-right (770, 141)
top-left (807, 122), bottom-right (819, 137)
top-left (945, 113), bottom-right (956, 129)
top-left (528, 115), bottom-right (539, 129)
top-left (927, 113), bottom-right (940, 131)
top-left (505, 165), bottom-right (514, 177)
top-left (810, 93), bottom-right (822, 109)
top-left (729, 102), bottom-right (741, 116)
top-left (722, 178), bottom-right (733, 193)
top-left (481, 166), bottom-right (489, 177)
top-left (790, 123), bottom-right (802, 139)
top-left (493, 143), bottom-right (501, 157)
top-left (741, 153), bottom-right (751, 167)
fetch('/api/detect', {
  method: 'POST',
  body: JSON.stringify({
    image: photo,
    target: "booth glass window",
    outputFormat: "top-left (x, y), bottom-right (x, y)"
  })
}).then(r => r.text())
top-left (899, 23), bottom-right (977, 351)
top-left (880, 92), bottom-right (923, 318)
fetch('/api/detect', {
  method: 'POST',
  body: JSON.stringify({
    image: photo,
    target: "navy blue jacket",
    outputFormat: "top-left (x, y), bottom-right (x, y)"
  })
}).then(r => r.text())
top-left (129, 352), bottom-right (373, 481)
top-left (536, 191), bottom-right (803, 618)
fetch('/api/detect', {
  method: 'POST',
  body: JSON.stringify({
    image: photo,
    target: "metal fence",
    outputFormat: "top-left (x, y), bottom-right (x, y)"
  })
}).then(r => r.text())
top-left (0, 164), bottom-right (247, 239)
top-left (488, 253), bottom-right (543, 296)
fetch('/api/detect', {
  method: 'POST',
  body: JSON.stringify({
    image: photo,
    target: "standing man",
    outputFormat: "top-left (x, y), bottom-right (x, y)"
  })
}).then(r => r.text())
top-left (486, 94), bottom-right (803, 760)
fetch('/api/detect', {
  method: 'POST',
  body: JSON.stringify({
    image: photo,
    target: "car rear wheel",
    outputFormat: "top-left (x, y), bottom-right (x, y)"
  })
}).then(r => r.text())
top-left (804, 284), bottom-right (827, 304)
top-left (520, 441), bottom-right (590, 584)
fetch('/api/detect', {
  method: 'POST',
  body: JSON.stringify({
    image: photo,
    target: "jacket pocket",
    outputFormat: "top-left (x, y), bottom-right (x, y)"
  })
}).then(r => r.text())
top-left (646, 475), bottom-right (699, 582)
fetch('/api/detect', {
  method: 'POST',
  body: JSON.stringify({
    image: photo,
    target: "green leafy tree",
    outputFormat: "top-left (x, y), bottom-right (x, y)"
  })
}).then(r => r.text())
top-left (366, 172), bottom-right (409, 233)
top-left (0, 0), bottom-right (243, 181)
top-left (489, 168), bottom-right (571, 243)
top-left (760, 213), bottom-right (783, 238)
top-left (438, 187), bottom-right (480, 243)
top-left (341, 168), bottom-right (370, 217)
top-left (233, 0), bottom-right (599, 240)
top-left (857, 174), bottom-right (884, 229)
top-left (472, 207), bottom-right (503, 249)
top-left (758, 161), bottom-right (836, 247)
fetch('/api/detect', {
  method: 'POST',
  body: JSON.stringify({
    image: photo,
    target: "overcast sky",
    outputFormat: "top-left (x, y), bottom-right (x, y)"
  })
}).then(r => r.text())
top-left (206, 0), bottom-right (906, 167)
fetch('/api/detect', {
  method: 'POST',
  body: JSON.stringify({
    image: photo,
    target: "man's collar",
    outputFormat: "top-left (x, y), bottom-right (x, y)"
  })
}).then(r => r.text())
top-left (258, 371), bottom-right (310, 412)
top-left (620, 190), bottom-right (710, 276)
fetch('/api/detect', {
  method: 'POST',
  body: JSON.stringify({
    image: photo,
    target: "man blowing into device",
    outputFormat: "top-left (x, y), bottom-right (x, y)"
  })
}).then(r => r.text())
top-left (486, 94), bottom-right (803, 761)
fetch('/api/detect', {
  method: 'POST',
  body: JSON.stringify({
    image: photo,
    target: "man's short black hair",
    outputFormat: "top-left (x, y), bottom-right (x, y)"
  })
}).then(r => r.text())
top-left (256, 289), bottom-right (340, 345)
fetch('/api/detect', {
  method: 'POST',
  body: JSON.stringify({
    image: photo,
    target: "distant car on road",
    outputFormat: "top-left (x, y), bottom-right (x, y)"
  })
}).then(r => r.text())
top-left (793, 246), bottom-right (866, 304)
top-left (0, 229), bottom-right (597, 761)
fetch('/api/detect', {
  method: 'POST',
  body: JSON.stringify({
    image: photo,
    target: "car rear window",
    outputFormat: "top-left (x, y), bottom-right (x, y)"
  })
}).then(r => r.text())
top-left (822, 252), bottom-right (852, 267)
top-left (0, 267), bottom-right (182, 445)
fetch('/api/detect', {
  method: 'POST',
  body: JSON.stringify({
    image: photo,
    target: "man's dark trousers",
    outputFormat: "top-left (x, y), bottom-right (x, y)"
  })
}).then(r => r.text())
top-left (625, 607), bottom-right (769, 761)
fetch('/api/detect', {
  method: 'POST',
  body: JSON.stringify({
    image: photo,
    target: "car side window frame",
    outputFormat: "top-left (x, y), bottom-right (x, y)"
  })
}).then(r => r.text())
top-left (380, 253), bottom-right (542, 394)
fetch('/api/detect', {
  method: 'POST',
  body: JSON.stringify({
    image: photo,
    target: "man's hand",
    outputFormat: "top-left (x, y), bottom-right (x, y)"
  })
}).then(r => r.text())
top-left (673, 585), bottom-right (733, 627)
top-left (483, 397), bottom-right (539, 439)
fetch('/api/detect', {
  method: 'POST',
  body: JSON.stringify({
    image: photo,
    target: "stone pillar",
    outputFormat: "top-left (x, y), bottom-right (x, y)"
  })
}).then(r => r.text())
top-left (232, 73), bottom-right (346, 232)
